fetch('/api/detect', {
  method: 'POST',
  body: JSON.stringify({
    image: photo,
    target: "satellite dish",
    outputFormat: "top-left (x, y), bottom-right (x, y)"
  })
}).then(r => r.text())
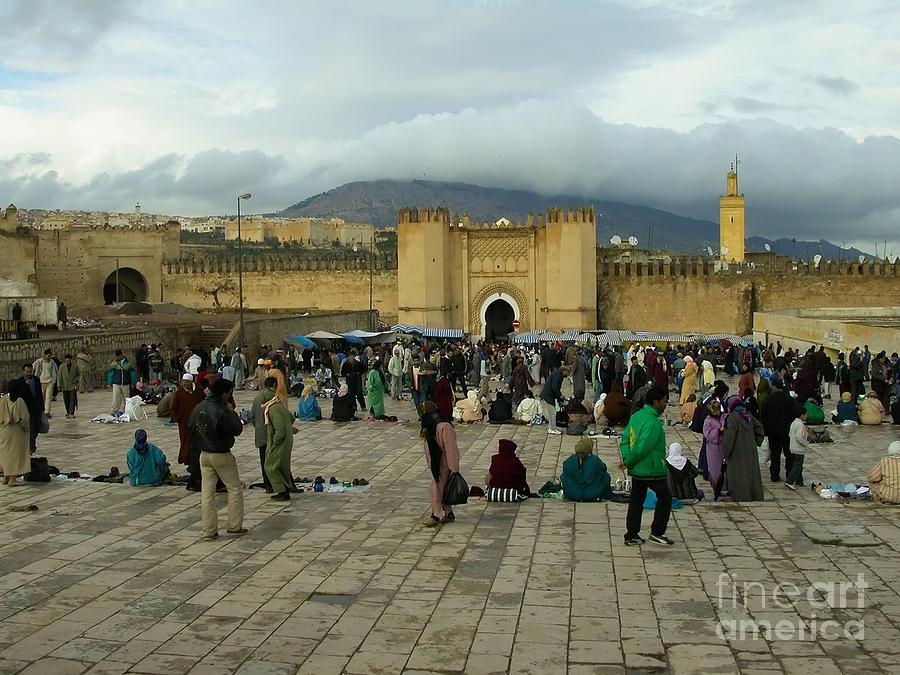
top-left (813, 254), bottom-right (822, 266)
top-left (628, 236), bottom-right (638, 246)
top-left (721, 245), bottom-right (730, 255)
top-left (858, 255), bottom-right (866, 263)
top-left (610, 235), bottom-right (622, 245)
top-left (764, 243), bottom-right (771, 252)
top-left (706, 246), bottom-right (714, 256)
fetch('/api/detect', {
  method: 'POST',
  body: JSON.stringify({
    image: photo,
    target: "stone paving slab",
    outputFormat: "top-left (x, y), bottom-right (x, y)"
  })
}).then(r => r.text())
top-left (0, 377), bottom-right (898, 674)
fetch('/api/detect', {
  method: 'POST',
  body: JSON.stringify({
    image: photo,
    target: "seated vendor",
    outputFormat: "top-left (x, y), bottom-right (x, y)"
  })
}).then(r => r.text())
top-left (454, 390), bottom-right (483, 423)
top-left (560, 438), bottom-right (613, 502)
top-left (126, 429), bottom-right (169, 487)
top-left (331, 385), bottom-right (357, 422)
top-left (832, 392), bottom-right (860, 424)
top-left (297, 383), bottom-right (322, 421)
top-left (516, 390), bottom-right (542, 424)
top-left (484, 439), bottom-right (530, 494)
top-left (488, 391), bottom-right (514, 424)
top-left (564, 391), bottom-right (593, 426)
top-left (868, 441), bottom-right (900, 504)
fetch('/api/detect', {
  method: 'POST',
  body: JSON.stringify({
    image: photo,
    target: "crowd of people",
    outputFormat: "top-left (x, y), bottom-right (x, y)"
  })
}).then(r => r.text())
top-left (1, 332), bottom-right (897, 543)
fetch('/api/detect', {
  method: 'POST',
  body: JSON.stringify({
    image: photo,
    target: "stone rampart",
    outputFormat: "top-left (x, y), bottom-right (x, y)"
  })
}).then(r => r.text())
top-left (597, 258), bottom-right (900, 334)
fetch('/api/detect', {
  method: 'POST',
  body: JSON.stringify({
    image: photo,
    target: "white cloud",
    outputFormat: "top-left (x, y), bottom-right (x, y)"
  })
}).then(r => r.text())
top-left (0, 0), bottom-right (897, 251)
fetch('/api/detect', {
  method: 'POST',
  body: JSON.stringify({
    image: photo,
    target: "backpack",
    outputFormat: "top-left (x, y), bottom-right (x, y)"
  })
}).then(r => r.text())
top-left (808, 428), bottom-right (833, 443)
top-left (566, 422), bottom-right (587, 436)
top-left (24, 456), bottom-right (51, 482)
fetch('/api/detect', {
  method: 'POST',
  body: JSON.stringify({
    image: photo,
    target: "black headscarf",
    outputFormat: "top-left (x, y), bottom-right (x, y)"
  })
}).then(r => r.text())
top-left (420, 410), bottom-right (447, 481)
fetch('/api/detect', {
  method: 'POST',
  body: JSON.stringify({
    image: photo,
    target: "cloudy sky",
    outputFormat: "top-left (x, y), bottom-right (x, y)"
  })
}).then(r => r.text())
top-left (1, 0), bottom-right (898, 254)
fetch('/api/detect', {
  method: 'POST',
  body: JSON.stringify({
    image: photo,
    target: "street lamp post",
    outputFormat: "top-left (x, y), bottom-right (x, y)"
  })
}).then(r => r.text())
top-left (237, 193), bottom-right (252, 347)
top-left (369, 235), bottom-right (374, 330)
top-left (115, 257), bottom-right (120, 304)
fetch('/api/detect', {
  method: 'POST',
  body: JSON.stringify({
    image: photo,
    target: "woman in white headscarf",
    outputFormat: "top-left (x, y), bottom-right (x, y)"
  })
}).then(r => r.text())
top-left (700, 360), bottom-right (715, 396)
top-left (868, 441), bottom-right (900, 504)
top-left (454, 389), bottom-right (483, 423)
top-left (665, 442), bottom-right (702, 503)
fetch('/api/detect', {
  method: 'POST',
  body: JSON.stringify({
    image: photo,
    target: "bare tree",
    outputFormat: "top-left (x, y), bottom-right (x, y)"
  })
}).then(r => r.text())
top-left (199, 275), bottom-right (236, 309)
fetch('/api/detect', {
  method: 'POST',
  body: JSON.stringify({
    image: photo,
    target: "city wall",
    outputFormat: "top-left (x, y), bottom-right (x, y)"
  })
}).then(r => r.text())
top-left (597, 259), bottom-right (900, 334)
top-left (161, 254), bottom-right (400, 324)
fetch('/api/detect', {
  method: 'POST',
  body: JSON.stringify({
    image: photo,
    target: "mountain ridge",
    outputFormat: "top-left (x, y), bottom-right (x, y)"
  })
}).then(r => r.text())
top-left (278, 179), bottom-right (872, 259)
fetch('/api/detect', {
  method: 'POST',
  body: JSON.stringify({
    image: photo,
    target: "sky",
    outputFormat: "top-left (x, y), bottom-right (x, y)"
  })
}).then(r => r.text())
top-left (1, 0), bottom-right (899, 255)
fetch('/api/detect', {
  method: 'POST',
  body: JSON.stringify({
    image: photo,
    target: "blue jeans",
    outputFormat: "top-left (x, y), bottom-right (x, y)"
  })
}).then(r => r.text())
top-left (593, 381), bottom-right (604, 404)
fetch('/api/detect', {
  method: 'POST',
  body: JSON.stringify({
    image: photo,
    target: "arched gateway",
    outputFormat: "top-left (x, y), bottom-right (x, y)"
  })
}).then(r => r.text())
top-left (397, 207), bottom-right (597, 336)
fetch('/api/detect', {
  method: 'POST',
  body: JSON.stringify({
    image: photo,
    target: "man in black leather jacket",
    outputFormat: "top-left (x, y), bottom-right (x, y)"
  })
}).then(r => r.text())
top-left (188, 378), bottom-right (246, 540)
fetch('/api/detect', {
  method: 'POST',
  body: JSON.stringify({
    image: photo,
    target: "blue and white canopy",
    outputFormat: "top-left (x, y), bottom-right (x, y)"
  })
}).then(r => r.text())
top-left (390, 324), bottom-right (465, 339)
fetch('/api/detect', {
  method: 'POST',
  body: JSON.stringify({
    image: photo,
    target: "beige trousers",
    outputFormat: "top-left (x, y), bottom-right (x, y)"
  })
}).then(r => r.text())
top-left (111, 384), bottom-right (130, 413)
top-left (40, 382), bottom-right (53, 415)
top-left (200, 451), bottom-right (244, 537)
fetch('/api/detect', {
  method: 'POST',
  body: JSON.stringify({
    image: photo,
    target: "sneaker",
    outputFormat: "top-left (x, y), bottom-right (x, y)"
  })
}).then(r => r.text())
top-left (226, 528), bottom-right (248, 535)
top-left (648, 534), bottom-right (674, 546)
top-left (784, 483), bottom-right (796, 491)
top-left (624, 536), bottom-right (644, 546)
top-left (442, 511), bottom-right (455, 523)
top-left (548, 428), bottom-right (562, 435)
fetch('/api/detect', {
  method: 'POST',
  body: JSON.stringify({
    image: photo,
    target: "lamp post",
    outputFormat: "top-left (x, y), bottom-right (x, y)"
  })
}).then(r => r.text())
top-left (237, 193), bottom-right (251, 347)
top-left (115, 257), bottom-right (120, 304)
top-left (369, 235), bottom-right (374, 330)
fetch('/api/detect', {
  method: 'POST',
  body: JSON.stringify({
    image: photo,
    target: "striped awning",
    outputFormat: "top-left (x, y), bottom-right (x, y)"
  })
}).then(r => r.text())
top-left (512, 331), bottom-right (541, 344)
top-left (390, 324), bottom-right (464, 339)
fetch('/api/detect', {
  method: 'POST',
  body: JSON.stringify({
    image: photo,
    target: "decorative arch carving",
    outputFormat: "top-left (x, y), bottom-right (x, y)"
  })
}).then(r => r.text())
top-left (470, 282), bottom-right (529, 336)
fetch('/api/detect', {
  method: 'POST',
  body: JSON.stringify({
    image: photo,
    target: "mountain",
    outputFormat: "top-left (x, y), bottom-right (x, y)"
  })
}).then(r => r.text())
top-left (279, 179), bottom-right (870, 258)
top-left (745, 237), bottom-right (871, 263)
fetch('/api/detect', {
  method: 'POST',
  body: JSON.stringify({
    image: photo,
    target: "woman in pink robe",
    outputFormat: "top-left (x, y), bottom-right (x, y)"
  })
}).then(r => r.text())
top-left (420, 403), bottom-right (460, 526)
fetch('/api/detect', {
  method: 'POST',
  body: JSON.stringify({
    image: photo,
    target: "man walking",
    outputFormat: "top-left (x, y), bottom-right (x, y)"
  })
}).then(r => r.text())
top-left (849, 347), bottom-right (865, 401)
top-left (56, 354), bottom-right (80, 418)
top-left (760, 378), bottom-right (798, 482)
top-left (540, 365), bottom-right (570, 435)
top-left (32, 349), bottom-right (59, 418)
top-left (619, 386), bottom-right (673, 546)
top-left (189, 378), bottom-right (246, 541)
top-left (388, 348), bottom-right (404, 400)
top-left (76, 347), bottom-right (95, 393)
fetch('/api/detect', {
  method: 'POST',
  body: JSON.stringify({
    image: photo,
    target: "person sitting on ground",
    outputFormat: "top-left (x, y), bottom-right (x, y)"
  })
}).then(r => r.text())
top-left (680, 393), bottom-right (698, 426)
top-left (832, 392), bottom-right (860, 423)
top-left (802, 398), bottom-right (825, 426)
top-left (156, 390), bottom-right (175, 418)
top-left (453, 389), bottom-right (483, 423)
top-left (593, 393), bottom-right (608, 429)
top-left (297, 381), bottom-right (322, 421)
top-left (665, 442), bottom-right (702, 504)
top-left (488, 391), bottom-right (514, 424)
top-left (561, 437), bottom-right (613, 502)
top-left (315, 363), bottom-right (332, 390)
top-left (858, 391), bottom-right (885, 425)
top-left (485, 439), bottom-right (530, 494)
top-left (127, 429), bottom-right (169, 487)
top-left (565, 391), bottom-right (593, 426)
top-left (516, 390), bottom-right (542, 424)
top-left (868, 441), bottom-right (900, 504)
top-left (330, 384), bottom-right (357, 422)
top-left (603, 382), bottom-right (632, 426)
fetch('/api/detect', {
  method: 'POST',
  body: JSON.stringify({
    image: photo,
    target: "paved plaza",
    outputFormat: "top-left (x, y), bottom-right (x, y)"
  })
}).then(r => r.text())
top-left (0, 379), bottom-right (899, 675)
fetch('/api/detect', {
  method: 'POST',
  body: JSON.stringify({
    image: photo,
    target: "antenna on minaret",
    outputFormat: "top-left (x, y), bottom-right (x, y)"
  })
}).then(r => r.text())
top-left (734, 153), bottom-right (741, 175)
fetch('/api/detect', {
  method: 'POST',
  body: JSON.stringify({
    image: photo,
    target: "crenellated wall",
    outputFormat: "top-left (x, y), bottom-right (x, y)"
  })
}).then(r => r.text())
top-left (597, 258), bottom-right (900, 334)
top-left (162, 253), bottom-right (399, 323)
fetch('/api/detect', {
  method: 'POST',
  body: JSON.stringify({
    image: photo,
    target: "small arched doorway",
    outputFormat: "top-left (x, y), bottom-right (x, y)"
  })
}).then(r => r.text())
top-left (103, 267), bottom-right (148, 304)
top-left (484, 298), bottom-right (515, 342)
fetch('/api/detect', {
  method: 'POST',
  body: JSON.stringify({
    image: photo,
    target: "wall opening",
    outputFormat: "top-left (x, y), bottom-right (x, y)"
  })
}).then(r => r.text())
top-left (103, 267), bottom-right (148, 304)
top-left (484, 298), bottom-right (514, 342)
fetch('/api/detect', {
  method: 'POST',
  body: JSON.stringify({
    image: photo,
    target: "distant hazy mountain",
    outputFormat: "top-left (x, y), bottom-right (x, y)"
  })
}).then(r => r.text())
top-left (279, 179), bottom-right (869, 258)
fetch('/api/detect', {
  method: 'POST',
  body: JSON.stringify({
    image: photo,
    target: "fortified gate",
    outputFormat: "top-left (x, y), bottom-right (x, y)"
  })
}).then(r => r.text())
top-left (397, 206), bottom-right (598, 339)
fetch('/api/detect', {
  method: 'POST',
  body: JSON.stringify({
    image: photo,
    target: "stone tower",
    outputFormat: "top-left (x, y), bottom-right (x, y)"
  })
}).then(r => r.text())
top-left (542, 207), bottom-right (598, 330)
top-left (397, 207), bottom-right (451, 328)
top-left (0, 203), bottom-right (18, 234)
top-left (719, 164), bottom-right (745, 262)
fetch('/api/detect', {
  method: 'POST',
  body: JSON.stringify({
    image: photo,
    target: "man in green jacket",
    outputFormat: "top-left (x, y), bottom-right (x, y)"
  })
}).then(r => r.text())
top-left (619, 386), bottom-right (674, 546)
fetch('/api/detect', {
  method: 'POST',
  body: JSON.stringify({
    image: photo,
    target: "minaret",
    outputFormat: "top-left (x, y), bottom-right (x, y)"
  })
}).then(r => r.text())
top-left (719, 158), bottom-right (745, 262)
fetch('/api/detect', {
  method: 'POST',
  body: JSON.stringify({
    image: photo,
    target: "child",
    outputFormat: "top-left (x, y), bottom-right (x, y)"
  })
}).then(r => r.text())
top-left (665, 442), bottom-right (703, 504)
top-left (786, 409), bottom-right (809, 489)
